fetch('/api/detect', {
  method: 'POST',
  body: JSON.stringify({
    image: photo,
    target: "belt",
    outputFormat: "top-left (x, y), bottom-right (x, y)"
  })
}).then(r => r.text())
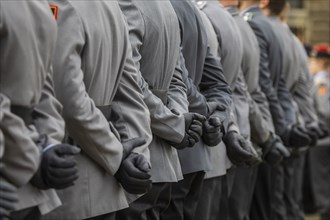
top-left (11, 105), bottom-right (33, 125)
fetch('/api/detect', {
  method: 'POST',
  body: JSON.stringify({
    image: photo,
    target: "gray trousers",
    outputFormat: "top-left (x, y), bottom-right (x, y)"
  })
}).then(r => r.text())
top-left (116, 183), bottom-right (171, 220)
top-left (160, 171), bottom-right (205, 220)
top-left (250, 162), bottom-right (286, 220)
top-left (309, 139), bottom-right (330, 220)
top-left (11, 207), bottom-right (41, 220)
top-left (282, 153), bottom-right (306, 220)
top-left (194, 175), bottom-right (226, 220)
top-left (228, 166), bottom-right (258, 220)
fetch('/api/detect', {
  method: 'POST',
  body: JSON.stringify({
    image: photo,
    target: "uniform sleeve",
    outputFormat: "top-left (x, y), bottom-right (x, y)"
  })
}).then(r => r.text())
top-left (277, 74), bottom-right (297, 126)
top-left (166, 56), bottom-right (190, 114)
top-left (247, 86), bottom-right (271, 144)
top-left (227, 105), bottom-right (240, 134)
top-left (119, 1), bottom-right (185, 143)
top-left (195, 10), bottom-right (232, 130)
top-left (200, 47), bottom-right (232, 132)
top-left (180, 51), bottom-right (209, 116)
top-left (292, 56), bottom-right (319, 125)
top-left (0, 94), bottom-right (40, 187)
top-left (32, 72), bottom-right (65, 145)
top-left (249, 84), bottom-right (274, 140)
top-left (51, 1), bottom-right (123, 175)
top-left (110, 36), bottom-right (152, 160)
top-left (314, 81), bottom-right (330, 123)
top-left (248, 21), bottom-right (288, 135)
top-left (0, 98), bottom-right (4, 160)
top-left (0, 132), bottom-right (3, 161)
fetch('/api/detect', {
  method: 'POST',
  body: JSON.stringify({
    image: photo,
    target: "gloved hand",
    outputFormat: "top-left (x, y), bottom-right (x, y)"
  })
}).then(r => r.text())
top-left (0, 179), bottom-right (17, 219)
top-left (318, 121), bottom-right (329, 138)
top-left (224, 131), bottom-right (260, 166)
top-left (206, 102), bottom-right (226, 117)
top-left (306, 123), bottom-right (322, 146)
top-left (169, 112), bottom-right (205, 149)
top-left (115, 152), bottom-right (151, 194)
top-left (281, 124), bottom-right (311, 147)
top-left (122, 138), bottom-right (147, 160)
top-left (31, 144), bottom-right (80, 190)
top-left (202, 116), bottom-right (224, 147)
top-left (262, 135), bottom-right (290, 166)
top-left (245, 141), bottom-right (263, 167)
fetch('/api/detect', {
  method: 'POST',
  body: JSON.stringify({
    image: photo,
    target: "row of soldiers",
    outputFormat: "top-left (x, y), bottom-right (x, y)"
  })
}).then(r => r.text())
top-left (0, 0), bottom-right (329, 220)
top-left (306, 43), bottom-right (330, 220)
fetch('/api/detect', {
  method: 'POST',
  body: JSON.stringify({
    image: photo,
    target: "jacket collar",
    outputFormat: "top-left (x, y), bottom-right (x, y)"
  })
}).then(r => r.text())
top-left (225, 6), bottom-right (239, 17)
top-left (239, 5), bottom-right (260, 16)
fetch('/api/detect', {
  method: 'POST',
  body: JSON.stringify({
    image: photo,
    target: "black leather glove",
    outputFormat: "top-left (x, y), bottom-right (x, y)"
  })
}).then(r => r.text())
top-left (318, 121), bottom-right (329, 138)
top-left (252, 144), bottom-right (264, 166)
top-left (202, 116), bottom-right (224, 147)
top-left (31, 144), bottom-right (80, 190)
top-left (0, 179), bottom-right (17, 219)
top-left (262, 135), bottom-right (290, 166)
top-left (115, 152), bottom-right (151, 194)
top-left (306, 124), bottom-right (321, 146)
top-left (169, 112), bottom-right (205, 149)
top-left (281, 124), bottom-right (311, 147)
top-left (245, 141), bottom-right (263, 167)
top-left (224, 131), bottom-right (259, 166)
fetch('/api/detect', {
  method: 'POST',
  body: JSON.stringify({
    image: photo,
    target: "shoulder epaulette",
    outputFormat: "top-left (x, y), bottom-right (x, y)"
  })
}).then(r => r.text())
top-left (243, 12), bottom-right (254, 21)
top-left (196, 1), bottom-right (207, 10)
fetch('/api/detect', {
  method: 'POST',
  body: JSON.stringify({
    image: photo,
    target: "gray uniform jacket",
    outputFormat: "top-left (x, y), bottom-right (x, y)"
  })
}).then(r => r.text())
top-left (43, 0), bottom-right (152, 219)
top-left (268, 17), bottom-right (300, 125)
top-left (202, 2), bottom-right (250, 139)
top-left (313, 71), bottom-right (330, 128)
top-left (281, 25), bottom-right (319, 126)
top-left (197, 6), bottom-right (230, 178)
top-left (241, 6), bottom-right (295, 136)
top-left (0, 0), bottom-right (64, 213)
top-left (118, 0), bottom-right (187, 183)
top-left (0, 94), bottom-right (39, 185)
top-left (293, 36), bottom-right (319, 125)
top-left (170, 0), bottom-right (232, 175)
top-left (0, 95), bottom-right (3, 159)
top-left (231, 7), bottom-right (274, 144)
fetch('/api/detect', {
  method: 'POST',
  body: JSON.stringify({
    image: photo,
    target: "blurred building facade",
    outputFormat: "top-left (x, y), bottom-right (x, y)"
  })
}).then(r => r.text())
top-left (288, 0), bottom-right (330, 45)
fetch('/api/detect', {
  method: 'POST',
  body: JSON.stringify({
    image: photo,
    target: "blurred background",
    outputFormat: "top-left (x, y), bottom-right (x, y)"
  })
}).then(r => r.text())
top-left (288, 0), bottom-right (329, 45)
top-left (283, 1), bottom-right (329, 220)
top-left (282, 0), bottom-right (330, 220)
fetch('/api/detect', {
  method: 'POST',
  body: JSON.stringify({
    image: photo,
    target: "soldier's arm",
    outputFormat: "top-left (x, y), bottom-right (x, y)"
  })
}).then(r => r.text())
top-left (197, 8), bottom-right (232, 131)
top-left (0, 94), bottom-right (40, 187)
top-left (50, 1), bottom-right (123, 175)
top-left (110, 36), bottom-right (152, 161)
top-left (292, 55), bottom-right (319, 125)
top-left (247, 83), bottom-right (272, 144)
top-left (0, 95), bottom-right (5, 160)
top-left (180, 53), bottom-right (209, 116)
top-left (119, 1), bottom-right (186, 143)
top-left (248, 21), bottom-right (288, 135)
top-left (199, 47), bottom-right (232, 132)
top-left (166, 54), bottom-right (190, 115)
top-left (32, 72), bottom-right (65, 146)
top-left (277, 74), bottom-right (297, 126)
top-left (227, 103), bottom-right (240, 134)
